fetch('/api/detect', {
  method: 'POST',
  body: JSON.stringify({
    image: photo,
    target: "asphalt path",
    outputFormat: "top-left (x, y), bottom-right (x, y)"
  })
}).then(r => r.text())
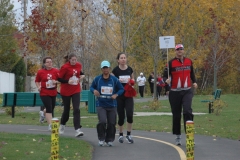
top-left (0, 96), bottom-right (240, 159)
top-left (0, 124), bottom-right (239, 160)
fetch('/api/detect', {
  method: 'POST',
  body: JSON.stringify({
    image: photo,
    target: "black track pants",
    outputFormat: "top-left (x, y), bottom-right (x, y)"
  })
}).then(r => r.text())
top-left (169, 89), bottom-right (194, 135)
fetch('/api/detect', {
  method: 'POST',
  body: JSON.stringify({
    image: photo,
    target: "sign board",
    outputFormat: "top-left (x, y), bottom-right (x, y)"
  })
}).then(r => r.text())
top-left (159, 36), bottom-right (175, 49)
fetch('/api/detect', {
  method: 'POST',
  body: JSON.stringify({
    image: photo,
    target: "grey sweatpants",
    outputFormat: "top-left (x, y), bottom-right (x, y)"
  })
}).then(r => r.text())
top-left (96, 107), bottom-right (117, 142)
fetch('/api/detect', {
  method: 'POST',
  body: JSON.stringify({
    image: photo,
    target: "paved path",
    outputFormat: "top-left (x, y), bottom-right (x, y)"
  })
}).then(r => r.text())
top-left (0, 124), bottom-right (239, 160)
top-left (1, 96), bottom-right (240, 159)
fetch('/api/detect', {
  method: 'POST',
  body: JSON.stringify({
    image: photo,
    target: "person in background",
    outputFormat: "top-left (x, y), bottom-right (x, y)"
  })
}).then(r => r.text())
top-left (112, 52), bottom-right (135, 144)
top-left (90, 60), bottom-right (124, 146)
top-left (35, 57), bottom-right (59, 131)
top-left (148, 72), bottom-right (154, 97)
top-left (156, 74), bottom-right (165, 98)
top-left (136, 72), bottom-right (146, 98)
top-left (58, 53), bottom-right (85, 137)
top-left (163, 44), bottom-right (198, 146)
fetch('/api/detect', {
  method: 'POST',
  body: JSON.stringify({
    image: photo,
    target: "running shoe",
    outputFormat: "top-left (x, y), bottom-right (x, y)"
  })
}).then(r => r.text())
top-left (175, 137), bottom-right (182, 146)
top-left (126, 135), bottom-right (134, 143)
top-left (59, 125), bottom-right (65, 134)
top-left (118, 136), bottom-right (124, 143)
top-left (107, 142), bottom-right (113, 147)
top-left (75, 128), bottom-right (84, 137)
top-left (98, 140), bottom-right (105, 146)
top-left (39, 111), bottom-right (44, 123)
top-left (48, 124), bottom-right (52, 131)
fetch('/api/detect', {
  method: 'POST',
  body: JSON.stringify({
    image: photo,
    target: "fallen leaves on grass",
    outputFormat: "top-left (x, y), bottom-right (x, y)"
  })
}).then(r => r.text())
top-left (150, 130), bottom-right (156, 132)
top-left (38, 138), bottom-right (44, 142)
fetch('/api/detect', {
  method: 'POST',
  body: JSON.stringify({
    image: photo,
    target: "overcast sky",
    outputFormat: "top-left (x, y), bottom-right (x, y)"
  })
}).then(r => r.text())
top-left (12, 0), bottom-right (32, 23)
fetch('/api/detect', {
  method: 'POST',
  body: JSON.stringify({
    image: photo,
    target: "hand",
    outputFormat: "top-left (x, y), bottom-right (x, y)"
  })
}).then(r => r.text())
top-left (38, 87), bottom-right (41, 92)
top-left (111, 94), bottom-right (118, 99)
top-left (193, 83), bottom-right (198, 89)
top-left (93, 90), bottom-right (100, 97)
top-left (52, 80), bottom-right (57, 84)
top-left (68, 79), bottom-right (74, 84)
top-left (166, 79), bottom-right (171, 84)
top-left (76, 78), bottom-right (80, 84)
top-left (80, 75), bottom-right (85, 80)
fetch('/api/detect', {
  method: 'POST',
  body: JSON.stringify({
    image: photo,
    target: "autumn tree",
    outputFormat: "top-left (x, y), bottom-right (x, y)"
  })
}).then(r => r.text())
top-left (198, 1), bottom-right (240, 92)
top-left (0, 0), bottom-right (20, 72)
top-left (26, 0), bottom-right (58, 60)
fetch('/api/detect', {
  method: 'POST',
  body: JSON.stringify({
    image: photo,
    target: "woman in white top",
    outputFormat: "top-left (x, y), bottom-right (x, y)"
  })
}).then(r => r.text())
top-left (136, 72), bottom-right (146, 98)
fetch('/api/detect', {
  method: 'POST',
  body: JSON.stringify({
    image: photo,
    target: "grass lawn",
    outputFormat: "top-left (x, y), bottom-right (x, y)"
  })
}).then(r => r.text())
top-left (0, 94), bottom-right (240, 159)
top-left (134, 94), bottom-right (240, 140)
top-left (0, 132), bottom-right (92, 160)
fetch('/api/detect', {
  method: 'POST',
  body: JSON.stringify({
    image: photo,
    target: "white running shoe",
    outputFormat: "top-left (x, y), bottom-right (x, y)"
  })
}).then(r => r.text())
top-left (75, 128), bottom-right (84, 137)
top-left (175, 135), bottom-right (182, 146)
top-left (48, 124), bottom-right (52, 131)
top-left (107, 142), bottom-right (113, 147)
top-left (126, 135), bottom-right (134, 144)
top-left (98, 140), bottom-right (105, 146)
top-left (175, 137), bottom-right (182, 146)
top-left (118, 136), bottom-right (124, 143)
top-left (39, 111), bottom-right (45, 123)
top-left (59, 125), bottom-right (65, 134)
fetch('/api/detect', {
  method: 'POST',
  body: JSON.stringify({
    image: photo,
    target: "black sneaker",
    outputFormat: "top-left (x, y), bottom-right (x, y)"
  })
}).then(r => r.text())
top-left (118, 136), bottom-right (124, 143)
top-left (126, 135), bottom-right (134, 143)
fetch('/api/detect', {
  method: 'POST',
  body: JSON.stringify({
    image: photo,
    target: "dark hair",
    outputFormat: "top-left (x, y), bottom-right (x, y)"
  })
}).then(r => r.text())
top-left (68, 53), bottom-right (77, 60)
top-left (64, 55), bottom-right (68, 63)
top-left (116, 52), bottom-right (126, 60)
top-left (64, 53), bottom-right (77, 63)
top-left (42, 56), bottom-right (52, 63)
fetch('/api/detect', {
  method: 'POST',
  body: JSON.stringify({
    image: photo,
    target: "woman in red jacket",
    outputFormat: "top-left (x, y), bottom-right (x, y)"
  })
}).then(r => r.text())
top-left (58, 53), bottom-right (84, 137)
top-left (35, 57), bottom-right (59, 131)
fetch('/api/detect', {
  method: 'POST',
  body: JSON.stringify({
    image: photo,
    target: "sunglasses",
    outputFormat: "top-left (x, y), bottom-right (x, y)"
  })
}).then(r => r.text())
top-left (176, 48), bottom-right (184, 51)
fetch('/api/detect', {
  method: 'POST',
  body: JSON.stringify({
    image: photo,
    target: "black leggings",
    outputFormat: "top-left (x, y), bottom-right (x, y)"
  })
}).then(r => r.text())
top-left (156, 86), bottom-right (162, 97)
top-left (60, 92), bottom-right (81, 130)
top-left (40, 96), bottom-right (56, 117)
top-left (116, 94), bottom-right (134, 126)
top-left (149, 83), bottom-right (154, 94)
top-left (138, 86), bottom-right (144, 97)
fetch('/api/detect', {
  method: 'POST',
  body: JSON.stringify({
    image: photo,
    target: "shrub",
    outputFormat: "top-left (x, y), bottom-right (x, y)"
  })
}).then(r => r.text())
top-left (212, 99), bottom-right (228, 115)
top-left (148, 99), bottom-right (161, 111)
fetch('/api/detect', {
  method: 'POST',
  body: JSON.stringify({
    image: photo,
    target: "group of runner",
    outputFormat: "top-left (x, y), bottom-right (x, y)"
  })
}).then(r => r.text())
top-left (35, 43), bottom-right (198, 146)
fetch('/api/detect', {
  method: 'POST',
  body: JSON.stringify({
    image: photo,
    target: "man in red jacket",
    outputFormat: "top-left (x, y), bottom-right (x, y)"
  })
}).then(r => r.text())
top-left (163, 44), bottom-right (198, 146)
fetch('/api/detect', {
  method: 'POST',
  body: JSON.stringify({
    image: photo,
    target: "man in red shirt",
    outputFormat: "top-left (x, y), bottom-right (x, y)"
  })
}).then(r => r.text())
top-left (163, 44), bottom-right (198, 146)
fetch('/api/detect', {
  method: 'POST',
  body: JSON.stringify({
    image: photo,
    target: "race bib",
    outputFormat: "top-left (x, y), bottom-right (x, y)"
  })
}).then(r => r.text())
top-left (69, 76), bottom-right (78, 85)
top-left (101, 86), bottom-right (113, 95)
top-left (119, 75), bottom-right (131, 83)
top-left (46, 80), bottom-right (56, 88)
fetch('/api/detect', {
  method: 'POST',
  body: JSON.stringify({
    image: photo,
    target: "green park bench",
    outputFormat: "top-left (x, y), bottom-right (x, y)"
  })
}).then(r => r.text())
top-left (1, 90), bottom-right (96, 118)
top-left (201, 89), bottom-right (222, 113)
